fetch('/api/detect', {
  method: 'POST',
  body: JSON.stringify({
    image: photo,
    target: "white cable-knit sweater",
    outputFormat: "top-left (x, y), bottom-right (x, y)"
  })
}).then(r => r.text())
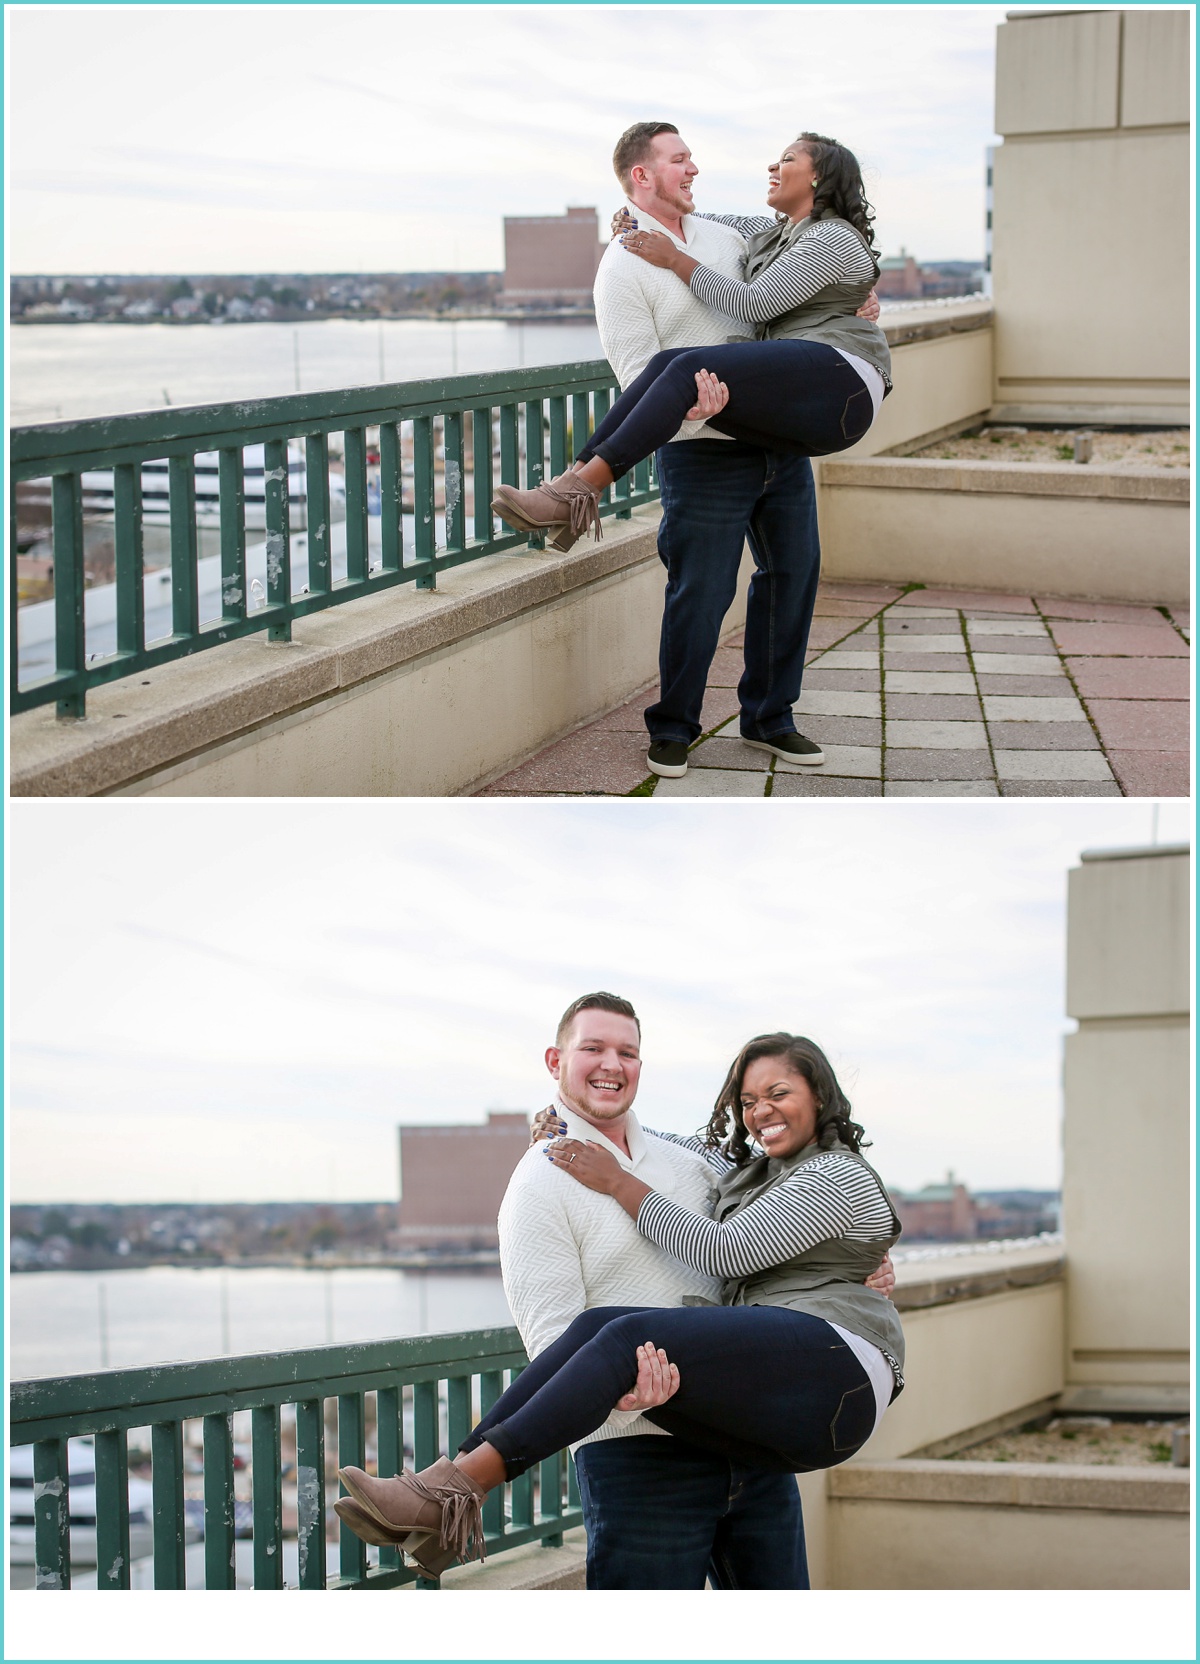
top-left (497, 1101), bottom-right (722, 1449)
top-left (592, 200), bottom-right (754, 444)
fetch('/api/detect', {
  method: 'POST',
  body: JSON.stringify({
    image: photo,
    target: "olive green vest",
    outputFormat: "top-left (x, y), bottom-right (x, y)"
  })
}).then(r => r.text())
top-left (715, 1138), bottom-right (905, 1391)
top-left (743, 214), bottom-right (892, 389)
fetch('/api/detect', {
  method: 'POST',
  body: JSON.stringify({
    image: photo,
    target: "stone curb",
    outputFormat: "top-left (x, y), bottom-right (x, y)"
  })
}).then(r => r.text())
top-left (822, 457), bottom-right (1190, 503)
top-left (11, 512), bottom-right (664, 797)
top-left (828, 1459), bottom-right (1189, 1513)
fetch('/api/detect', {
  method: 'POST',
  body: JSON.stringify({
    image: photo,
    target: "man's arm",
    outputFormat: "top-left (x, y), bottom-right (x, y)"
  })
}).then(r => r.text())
top-left (498, 1163), bottom-right (587, 1359)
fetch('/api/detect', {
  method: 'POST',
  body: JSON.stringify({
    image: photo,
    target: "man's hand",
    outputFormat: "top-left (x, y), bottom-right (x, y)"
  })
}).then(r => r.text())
top-left (857, 288), bottom-right (881, 323)
top-left (685, 368), bottom-right (730, 422)
top-left (615, 1342), bottom-right (680, 1412)
top-left (865, 1251), bottom-right (896, 1299)
top-left (529, 1106), bottom-right (567, 1146)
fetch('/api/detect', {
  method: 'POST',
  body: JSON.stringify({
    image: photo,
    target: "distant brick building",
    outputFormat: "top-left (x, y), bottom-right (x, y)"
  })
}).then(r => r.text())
top-left (893, 1172), bottom-right (976, 1240)
top-left (502, 207), bottom-right (605, 307)
top-left (875, 249), bottom-right (924, 300)
top-left (395, 1113), bottom-right (531, 1250)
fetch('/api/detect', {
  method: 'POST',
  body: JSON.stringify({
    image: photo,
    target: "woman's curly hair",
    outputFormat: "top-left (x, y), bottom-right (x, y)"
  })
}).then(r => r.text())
top-left (793, 132), bottom-right (879, 263)
top-left (702, 1033), bottom-right (869, 1166)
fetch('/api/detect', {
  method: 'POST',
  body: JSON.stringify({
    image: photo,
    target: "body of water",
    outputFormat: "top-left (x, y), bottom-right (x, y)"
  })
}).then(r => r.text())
top-left (10, 318), bottom-right (605, 425)
top-left (10, 1265), bottom-right (514, 1380)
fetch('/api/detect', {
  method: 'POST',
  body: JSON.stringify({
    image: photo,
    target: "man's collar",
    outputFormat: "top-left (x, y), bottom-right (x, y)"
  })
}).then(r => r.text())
top-left (625, 197), bottom-right (692, 249)
top-left (554, 1095), bottom-right (644, 1168)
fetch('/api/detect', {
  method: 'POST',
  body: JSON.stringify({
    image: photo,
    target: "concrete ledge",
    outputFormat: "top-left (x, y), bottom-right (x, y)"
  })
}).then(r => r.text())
top-left (894, 1243), bottom-right (1064, 1312)
top-left (880, 299), bottom-right (994, 348)
top-left (11, 512), bottom-right (672, 797)
top-left (407, 1529), bottom-right (587, 1591)
top-left (830, 1458), bottom-right (1189, 1513)
top-left (818, 458), bottom-right (1189, 603)
top-left (824, 456), bottom-right (1189, 503)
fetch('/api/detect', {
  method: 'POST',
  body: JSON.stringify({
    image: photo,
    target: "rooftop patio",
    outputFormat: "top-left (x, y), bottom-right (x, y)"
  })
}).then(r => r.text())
top-left (477, 579), bottom-right (1190, 798)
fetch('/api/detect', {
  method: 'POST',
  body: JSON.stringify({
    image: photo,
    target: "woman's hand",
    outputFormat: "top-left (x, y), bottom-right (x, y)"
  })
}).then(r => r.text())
top-left (529, 1106), bottom-right (567, 1147)
top-left (545, 1136), bottom-right (625, 1193)
top-left (621, 229), bottom-right (683, 271)
top-left (685, 369), bottom-right (729, 422)
top-left (545, 1136), bottom-right (653, 1220)
top-left (615, 1342), bottom-right (681, 1412)
top-left (611, 207), bottom-right (636, 238)
top-left (865, 1251), bottom-right (896, 1299)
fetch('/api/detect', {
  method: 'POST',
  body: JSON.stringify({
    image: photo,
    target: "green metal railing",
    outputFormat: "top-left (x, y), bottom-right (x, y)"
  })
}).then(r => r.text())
top-left (11, 361), bottom-right (659, 718)
top-left (10, 1325), bottom-right (581, 1590)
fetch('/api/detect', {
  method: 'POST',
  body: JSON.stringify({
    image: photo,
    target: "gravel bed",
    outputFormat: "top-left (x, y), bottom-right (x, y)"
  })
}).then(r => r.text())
top-left (911, 428), bottom-right (1191, 470)
top-left (945, 1417), bottom-right (1189, 1466)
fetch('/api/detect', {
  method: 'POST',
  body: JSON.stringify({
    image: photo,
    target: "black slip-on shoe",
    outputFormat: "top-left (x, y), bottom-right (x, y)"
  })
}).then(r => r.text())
top-left (647, 739), bottom-right (690, 778)
top-left (741, 732), bottom-right (825, 766)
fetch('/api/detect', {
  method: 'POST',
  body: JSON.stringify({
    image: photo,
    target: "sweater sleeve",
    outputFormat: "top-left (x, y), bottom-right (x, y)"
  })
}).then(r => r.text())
top-left (688, 221), bottom-right (872, 325)
top-left (635, 1155), bottom-right (881, 1278)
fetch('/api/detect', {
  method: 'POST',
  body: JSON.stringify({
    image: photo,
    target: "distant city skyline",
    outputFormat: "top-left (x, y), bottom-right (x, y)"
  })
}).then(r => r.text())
top-left (10, 798), bottom-right (1187, 1206)
top-left (9, 5), bottom-right (1008, 274)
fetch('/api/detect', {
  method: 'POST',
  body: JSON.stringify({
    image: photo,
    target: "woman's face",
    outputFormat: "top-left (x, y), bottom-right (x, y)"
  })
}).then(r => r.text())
top-left (766, 143), bottom-right (817, 219)
top-left (738, 1055), bottom-right (819, 1158)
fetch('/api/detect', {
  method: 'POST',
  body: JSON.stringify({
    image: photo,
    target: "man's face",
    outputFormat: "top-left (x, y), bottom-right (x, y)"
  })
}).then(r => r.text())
top-left (546, 1010), bottom-right (642, 1128)
top-left (638, 133), bottom-right (698, 217)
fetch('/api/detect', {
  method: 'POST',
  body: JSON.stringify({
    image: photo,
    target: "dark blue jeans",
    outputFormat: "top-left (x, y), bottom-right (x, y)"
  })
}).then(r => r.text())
top-left (460, 1305), bottom-right (876, 1479)
top-left (578, 342), bottom-right (875, 477)
top-left (646, 438), bottom-right (821, 744)
top-left (573, 1435), bottom-right (809, 1590)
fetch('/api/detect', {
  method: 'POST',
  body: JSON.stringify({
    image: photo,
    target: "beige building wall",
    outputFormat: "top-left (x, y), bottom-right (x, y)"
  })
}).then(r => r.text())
top-left (991, 9), bottom-right (1191, 423)
top-left (1061, 843), bottom-right (1191, 1410)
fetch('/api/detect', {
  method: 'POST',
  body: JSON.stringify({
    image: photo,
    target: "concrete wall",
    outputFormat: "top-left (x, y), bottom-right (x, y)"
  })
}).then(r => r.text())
top-left (816, 456), bottom-right (1189, 603)
top-left (1061, 844), bottom-right (1191, 1410)
top-left (991, 10), bottom-right (1191, 423)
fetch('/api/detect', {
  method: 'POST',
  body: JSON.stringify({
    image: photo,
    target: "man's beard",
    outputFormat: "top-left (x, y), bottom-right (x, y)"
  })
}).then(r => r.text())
top-left (652, 179), bottom-right (693, 219)
top-left (558, 1080), bottom-right (628, 1123)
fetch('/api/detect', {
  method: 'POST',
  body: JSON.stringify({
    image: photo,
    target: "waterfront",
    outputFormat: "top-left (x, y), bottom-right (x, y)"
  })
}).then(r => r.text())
top-left (9, 317), bottom-right (605, 425)
top-left (10, 1265), bottom-right (514, 1380)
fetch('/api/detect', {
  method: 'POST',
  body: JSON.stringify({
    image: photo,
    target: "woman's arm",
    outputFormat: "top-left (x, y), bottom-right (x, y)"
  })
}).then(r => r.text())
top-left (547, 1140), bottom-right (887, 1279)
top-left (626, 220), bottom-right (875, 327)
top-left (691, 210), bottom-right (775, 237)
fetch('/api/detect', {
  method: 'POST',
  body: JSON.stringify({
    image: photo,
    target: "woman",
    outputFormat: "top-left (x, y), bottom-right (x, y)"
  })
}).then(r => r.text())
top-left (336, 1033), bottom-right (904, 1579)
top-left (491, 132), bottom-right (890, 552)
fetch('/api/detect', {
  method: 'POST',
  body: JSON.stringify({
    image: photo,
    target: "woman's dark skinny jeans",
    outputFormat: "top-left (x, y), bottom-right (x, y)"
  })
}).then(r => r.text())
top-left (457, 1304), bottom-right (877, 1480)
top-left (576, 340), bottom-right (875, 479)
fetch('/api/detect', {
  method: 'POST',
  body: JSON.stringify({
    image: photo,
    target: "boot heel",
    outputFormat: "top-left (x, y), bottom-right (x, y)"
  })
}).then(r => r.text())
top-left (548, 524), bottom-right (581, 553)
top-left (403, 1530), bottom-right (460, 1579)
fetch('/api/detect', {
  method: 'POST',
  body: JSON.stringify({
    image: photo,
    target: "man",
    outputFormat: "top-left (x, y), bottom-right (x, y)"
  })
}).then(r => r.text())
top-left (498, 991), bottom-right (893, 1589)
top-left (593, 123), bottom-right (879, 780)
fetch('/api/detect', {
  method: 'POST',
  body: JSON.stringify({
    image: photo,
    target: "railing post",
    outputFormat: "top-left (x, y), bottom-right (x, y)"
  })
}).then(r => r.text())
top-left (344, 427), bottom-right (369, 584)
top-left (94, 1428), bottom-right (131, 1590)
top-left (336, 1394), bottom-right (366, 1584)
top-left (50, 473), bottom-right (85, 719)
top-left (411, 1381), bottom-right (441, 1589)
top-left (522, 398), bottom-right (546, 550)
top-left (412, 415), bottom-right (436, 589)
top-left (443, 411), bottom-right (465, 553)
top-left (33, 1436), bottom-right (71, 1589)
top-left (478, 1370), bottom-right (504, 1542)
top-left (295, 1399), bottom-right (328, 1590)
top-left (251, 1404), bottom-right (283, 1589)
top-left (377, 424), bottom-right (402, 574)
top-left (151, 1420), bottom-right (186, 1588)
top-left (263, 437), bottom-right (292, 640)
top-left (202, 1412), bottom-right (237, 1590)
top-left (538, 1450), bottom-right (564, 1548)
top-left (113, 462), bottom-right (145, 657)
top-left (374, 1386), bottom-right (402, 1572)
top-left (471, 406), bottom-right (493, 545)
top-left (217, 447), bottom-right (247, 622)
top-left (304, 432), bottom-right (333, 592)
top-left (168, 455), bottom-right (200, 640)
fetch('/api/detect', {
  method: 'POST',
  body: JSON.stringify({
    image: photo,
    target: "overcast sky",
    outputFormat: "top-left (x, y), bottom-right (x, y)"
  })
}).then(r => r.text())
top-left (8, 3), bottom-right (1008, 273)
top-left (8, 797), bottom-right (1187, 1206)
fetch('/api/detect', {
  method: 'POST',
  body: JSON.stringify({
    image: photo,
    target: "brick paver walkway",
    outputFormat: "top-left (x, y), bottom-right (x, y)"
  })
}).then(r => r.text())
top-left (476, 582), bottom-right (1191, 798)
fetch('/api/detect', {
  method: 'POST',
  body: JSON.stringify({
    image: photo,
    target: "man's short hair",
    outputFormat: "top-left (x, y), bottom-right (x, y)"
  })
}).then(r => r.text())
top-left (556, 992), bottom-right (641, 1048)
top-left (612, 122), bottom-right (680, 192)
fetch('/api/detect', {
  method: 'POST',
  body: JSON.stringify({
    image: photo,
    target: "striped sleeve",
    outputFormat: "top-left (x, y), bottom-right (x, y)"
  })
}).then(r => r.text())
top-left (693, 211), bottom-right (775, 238)
top-left (644, 1126), bottom-right (736, 1174)
top-left (688, 220), bottom-right (875, 326)
top-left (636, 1152), bottom-right (892, 1278)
